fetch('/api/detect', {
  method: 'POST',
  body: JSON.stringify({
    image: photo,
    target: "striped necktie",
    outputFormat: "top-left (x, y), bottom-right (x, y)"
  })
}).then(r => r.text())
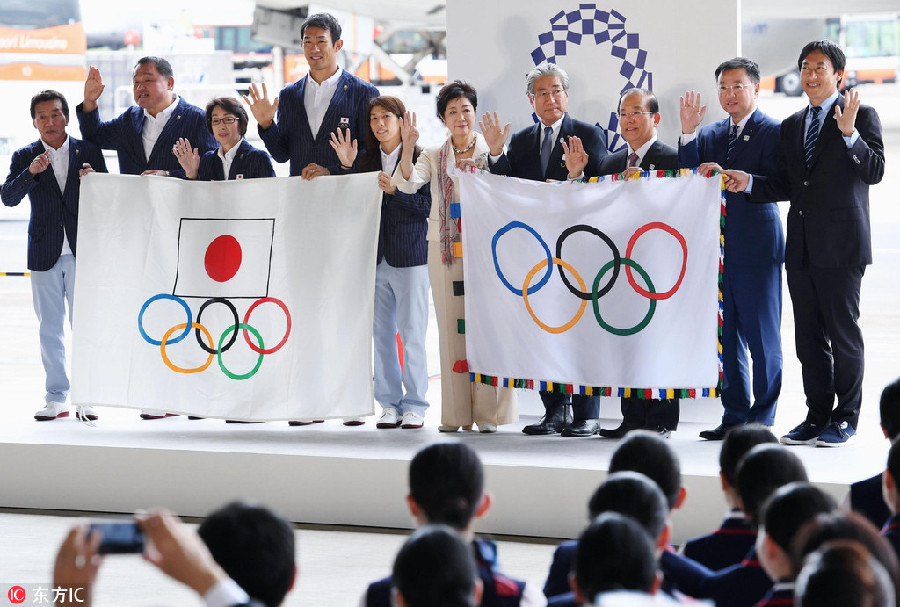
top-left (628, 152), bottom-right (639, 168)
top-left (725, 124), bottom-right (738, 165)
top-left (540, 126), bottom-right (553, 176)
top-left (804, 106), bottom-right (822, 169)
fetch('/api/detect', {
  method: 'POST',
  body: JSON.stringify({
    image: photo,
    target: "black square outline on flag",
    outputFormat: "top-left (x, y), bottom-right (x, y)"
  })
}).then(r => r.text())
top-left (172, 218), bottom-right (275, 299)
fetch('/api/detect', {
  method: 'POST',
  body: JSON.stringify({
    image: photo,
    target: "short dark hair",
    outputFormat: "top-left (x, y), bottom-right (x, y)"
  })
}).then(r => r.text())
top-left (436, 80), bottom-right (477, 120)
top-left (720, 424), bottom-right (778, 488)
top-left (30, 90), bottom-right (69, 119)
top-left (609, 431), bottom-right (681, 510)
top-left (797, 540), bottom-right (895, 607)
top-left (409, 443), bottom-right (483, 530)
top-left (617, 88), bottom-right (659, 115)
top-left (714, 57), bottom-right (761, 85)
top-left (880, 378), bottom-right (900, 440)
top-left (798, 40), bottom-right (847, 74)
top-left (887, 440), bottom-right (900, 498)
top-left (760, 482), bottom-right (836, 560)
top-left (359, 96), bottom-right (408, 172)
top-left (735, 444), bottom-right (808, 525)
top-left (575, 512), bottom-right (658, 601)
top-left (587, 471), bottom-right (668, 540)
top-left (134, 56), bottom-right (174, 79)
top-left (392, 525), bottom-right (477, 607)
top-left (198, 501), bottom-right (295, 607)
top-left (301, 13), bottom-right (341, 43)
top-left (206, 97), bottom-right (248, 137)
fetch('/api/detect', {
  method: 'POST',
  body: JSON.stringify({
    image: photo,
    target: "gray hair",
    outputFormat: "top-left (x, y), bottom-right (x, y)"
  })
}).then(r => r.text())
top-left (525, 62), bottom-right (569, 96)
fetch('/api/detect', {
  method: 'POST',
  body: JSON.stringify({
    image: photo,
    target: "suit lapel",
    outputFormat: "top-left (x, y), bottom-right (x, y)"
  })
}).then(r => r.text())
top-left (641, 141), bottom-right (659, 170)
top-left (62, 139), bottom-right (80, 201)
top-left (727, 111), bottom-right (758, 167)
top-left (130, 109), bottom-right (146, 163)
top-left (547, 114), bottom-right (571, 175)
top-left (150, 98), bottom-right (184, 162)
top-left (228, 140), bottom-right (251, 179)
top-left (808, 97), bottom-right (841, 171)
top-left (34, 141), bottom-right (64, 198)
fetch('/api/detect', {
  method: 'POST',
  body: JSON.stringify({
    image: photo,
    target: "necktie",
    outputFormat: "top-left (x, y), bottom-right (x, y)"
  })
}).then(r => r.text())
top-left (628, 152), bottom-right (639, 168)
top-left (725, 124), bottom-right (738, 165)
top-left (540, 126), bottom-right (553, 176)
top-left (804, 106), bottom-right (822, 169)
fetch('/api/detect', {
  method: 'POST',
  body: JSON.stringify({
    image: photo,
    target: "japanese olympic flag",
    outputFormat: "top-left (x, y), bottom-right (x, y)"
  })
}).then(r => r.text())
top-left (459, 170), bottom-right (722, 394)
top-left (71, 172), bottom-right (381, 420)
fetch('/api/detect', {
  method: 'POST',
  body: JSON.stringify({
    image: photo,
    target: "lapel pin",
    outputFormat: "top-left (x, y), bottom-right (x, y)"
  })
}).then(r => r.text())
top-left (743, 135), bottom-right (750, 141)
top-left (339, 117), bottom-right (350, 129)
top-left (649, 164), bottom-right (656, 170)
top-left (343, 84), bottom-right (348, 90)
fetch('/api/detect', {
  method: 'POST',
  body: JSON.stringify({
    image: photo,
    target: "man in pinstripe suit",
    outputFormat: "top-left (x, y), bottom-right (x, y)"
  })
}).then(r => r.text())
top-left (2, 90), bottom-right (107, 421)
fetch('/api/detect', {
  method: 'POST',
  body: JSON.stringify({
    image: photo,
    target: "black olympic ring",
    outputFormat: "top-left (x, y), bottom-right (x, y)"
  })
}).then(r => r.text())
top-left (195, 297), bottom-right (239, 355)
top-left (555, 225), bottom-right (621, 301)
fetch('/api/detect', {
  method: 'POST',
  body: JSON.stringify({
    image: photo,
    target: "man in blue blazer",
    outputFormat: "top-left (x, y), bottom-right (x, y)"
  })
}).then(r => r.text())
top-left (723, 40), bottom-right (885, 447)
top-left (245, 12), bottom-right (380, 180)
top-left (481, 62), bottom-right (608, 437)
top-left (76, 56), bottom-right (215, 177)
top-left (2, 90), bottom-right (106, 421)
top-left (679, 58), bottom-right (785, 441)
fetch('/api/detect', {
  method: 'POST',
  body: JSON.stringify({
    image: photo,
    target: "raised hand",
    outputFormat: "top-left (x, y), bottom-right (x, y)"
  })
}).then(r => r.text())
top-left (679, 90), bottom-right (706, 135)
top-left (243, 82), bottom-right (279, 130)
top-left (29, 151), bottom-right (51, 176)
top-left (329, 128), bottom-right (358, 169)
top-left (834, 88), bottom-right (860, 137)
top-left (400, 111), bottom-right (419, 149)
top-left (83, 66), bottom-right (105, 112)
top-left (562, 135), bottom-right (588, 179)
top-left (172, 137), bottom-right (200, 179)
top-left (479, 111), bottom-right (510, 156)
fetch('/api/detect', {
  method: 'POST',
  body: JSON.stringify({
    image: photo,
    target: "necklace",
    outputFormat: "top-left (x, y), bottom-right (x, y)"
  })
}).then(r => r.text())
top-left (452, 137), bottom-right (476, 154)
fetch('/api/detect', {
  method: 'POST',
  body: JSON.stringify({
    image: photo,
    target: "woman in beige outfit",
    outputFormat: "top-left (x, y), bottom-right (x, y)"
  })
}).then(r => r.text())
top-left (393, 81), bottom-right (517, 433)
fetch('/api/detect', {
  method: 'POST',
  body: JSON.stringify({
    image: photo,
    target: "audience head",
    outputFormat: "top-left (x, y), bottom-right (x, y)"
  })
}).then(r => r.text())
top-left (880, 377), bottom-right (900, 442)
top-left (392, 525), bottom-right (478, 607)
top-left (198, 500), bottom-right (296, 607)
top-left (757, 482), bottom-right (836, 582)
top-left (436, 80), bottom-right (478, 122)
top-left (795, 540), bottom-right (896, 607)
top-left (884, 439), bottom-right (900, 514)
top-left (408, 442), bottom-right (486, 533)
top-left (525, 62), bottom-right (570, 126)
top-left (609, 430), bottom-right (684, 511)
top-left (719, 424), bottom-right (778, 491)
top-left (735, 443), bottom-right (807, 525)
top-left (573, 512), bottom-right (659, 603)
top-left (587, 471), bottom-right (668, 546)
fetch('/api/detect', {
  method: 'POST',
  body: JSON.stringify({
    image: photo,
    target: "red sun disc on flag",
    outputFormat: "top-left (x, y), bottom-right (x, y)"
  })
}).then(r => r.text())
top-left (205, 235), bottom-right (242, 282)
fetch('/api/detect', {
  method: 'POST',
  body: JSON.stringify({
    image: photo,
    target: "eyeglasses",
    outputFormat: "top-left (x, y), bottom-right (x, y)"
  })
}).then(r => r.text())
top-left (211, 117), bottom-right (238, 126)
top-left (532, 87), bottom-right (566, 100)
top-left (718, 84), bottom-right (752, 93)
top-left (617, 111), bottom-right (654, 119)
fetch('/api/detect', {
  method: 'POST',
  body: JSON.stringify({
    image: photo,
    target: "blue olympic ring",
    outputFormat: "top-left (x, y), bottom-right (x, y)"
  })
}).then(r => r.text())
top-left (138, 293), bottom-right (193, 346)
top-left (492, 221), bottom-right (553, 296)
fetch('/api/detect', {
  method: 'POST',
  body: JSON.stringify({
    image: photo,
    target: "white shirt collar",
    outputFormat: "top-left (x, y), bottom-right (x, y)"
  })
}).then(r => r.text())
top-left (41, 136), bottom-right (70, 154)
top-left (307, 66), bottom-right (342, 90)
top-left (628, 134), bottom-right (658, 159)
top-left (380, 143), bottom-right (401, 175)
top-left (143, 94), bottom-right (179, 122)
top-left (217, 140), bottom-right (242, 163)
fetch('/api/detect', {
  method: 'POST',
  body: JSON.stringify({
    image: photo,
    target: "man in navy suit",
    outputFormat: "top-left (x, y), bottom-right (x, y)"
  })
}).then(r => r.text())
top-left (678, 58), bottom-right (784, 441)
top-left (77, 56), bottom-right (215, 178)
top-left (245, 12), bottom-right (380, 180)
top-left (593, 89), bottom-right (680, 439)
top-left (3, 90), bottom-right (106, 421)
top-left (723, 40), bottom-right (885, 447)
top-left (480, 62), bottom-right (608, 437)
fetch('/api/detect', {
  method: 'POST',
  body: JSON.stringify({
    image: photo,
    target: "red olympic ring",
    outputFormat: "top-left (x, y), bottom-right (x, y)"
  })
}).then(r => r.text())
top-left (624, 222), bottom-right (687, 301)
top-left (242, 297), bottom-right (292, 354)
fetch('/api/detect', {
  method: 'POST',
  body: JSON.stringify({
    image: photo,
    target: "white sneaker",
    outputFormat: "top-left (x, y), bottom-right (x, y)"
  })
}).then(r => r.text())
top-left (76, 406), bottom-right (99, 421)
top-left (376, 408), bottom-right (401, 428)
top-left (401, 411), bottom-right (424, 429)
top-left (35, 402), bottom-right (68, 421)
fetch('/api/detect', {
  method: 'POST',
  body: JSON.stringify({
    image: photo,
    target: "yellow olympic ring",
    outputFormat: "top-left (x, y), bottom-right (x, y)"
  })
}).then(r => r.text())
top-left (161, 322), bottom-right (215, 373)
top-left (522, 257), bottom-right (587, 334)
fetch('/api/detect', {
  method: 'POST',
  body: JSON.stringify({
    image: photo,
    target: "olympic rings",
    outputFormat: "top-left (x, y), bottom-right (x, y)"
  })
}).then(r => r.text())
top-left (492, 221), bottom-right (553, 296)
top-left (161, 322), bottom-right (215, 373)
top-left (218, 323), bottom-right (265, 380)
top-left (625, 222), bottom-right (688, 300)
top-left (522, 257), bottom-right (588, 333)
top-left (139, 294), bottom-right (192, 345)
top-left (555, 225), bottom-right (621, 300)
top-left (242, 297), bottom-right (292, 354)
top-left (592, 258), bottom-right (657, 336)
top-left (195, 297), bottom-right (239, 354)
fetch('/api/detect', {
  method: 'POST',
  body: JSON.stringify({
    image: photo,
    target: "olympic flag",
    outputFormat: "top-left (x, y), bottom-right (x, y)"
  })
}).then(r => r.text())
top-left (459, 170), bottom-right (722, 395)
top-left (71, 172), bottom-right (381, 420)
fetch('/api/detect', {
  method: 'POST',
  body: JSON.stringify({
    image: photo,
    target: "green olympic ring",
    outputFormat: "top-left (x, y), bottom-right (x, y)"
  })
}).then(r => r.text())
top-left (217, 323), bottom-right (265, 380)
top-left (592, 257), bottom-right (656, 336)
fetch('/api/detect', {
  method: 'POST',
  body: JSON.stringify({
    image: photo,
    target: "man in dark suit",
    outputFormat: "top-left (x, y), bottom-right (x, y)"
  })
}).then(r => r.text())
top-left (594, 89), bottom-right (681, 439)
top-left (2, 90), bottom-right (106, 422)
top-left (480, 61), bottom-right (608, 437)
top-left (678, 58), bottom-right (785, 441)
top-left (77, 56), bottom-right (215, 178)
top-left (245, 12), bottom-right (379, 180)
top-left (723, 40), bottom-right (885, 447)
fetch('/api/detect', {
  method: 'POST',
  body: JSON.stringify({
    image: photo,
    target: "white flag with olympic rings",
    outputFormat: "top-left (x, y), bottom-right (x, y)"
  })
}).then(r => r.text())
top-left (71, 172), bottom-right (381, 420)
top-left (459, 170), bottom-right (723, 396)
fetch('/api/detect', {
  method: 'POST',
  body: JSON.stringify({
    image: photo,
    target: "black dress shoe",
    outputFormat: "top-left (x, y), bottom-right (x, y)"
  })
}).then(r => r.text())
top-left (699, 423), bottom-right (737, 441)
top-left (561, 419), bottom-right (601, 437)
top-left (597, 423), bottom-right (633, 439)
top-left (523, 404), bottom-right (573, 435)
